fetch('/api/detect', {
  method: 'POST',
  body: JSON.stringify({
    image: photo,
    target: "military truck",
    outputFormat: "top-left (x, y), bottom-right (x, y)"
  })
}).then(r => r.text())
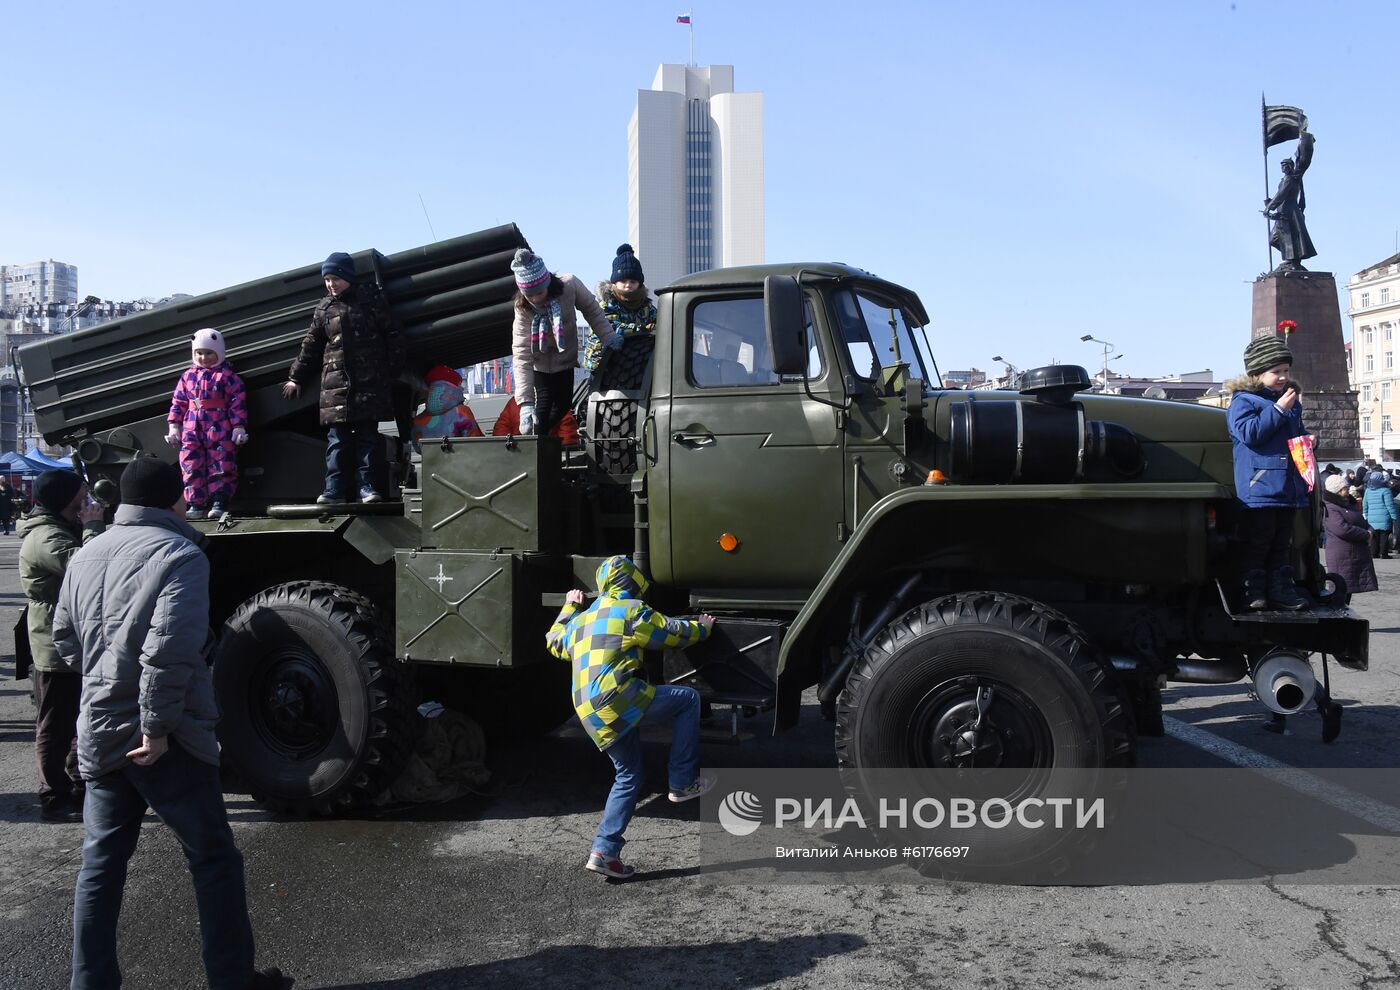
top-left (18, 226), bottom-right (1368, 817)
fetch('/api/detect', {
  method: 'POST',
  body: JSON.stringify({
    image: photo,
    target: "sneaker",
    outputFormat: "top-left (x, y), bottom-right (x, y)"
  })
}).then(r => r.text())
top-left (359, 487), bottom-right (382, 504)
top-left (247, 967), bottom-right (295, 990)
top-left (186, 506), bottom-right (207, 520)
top-left (210, 500), bottom-right (227, 516)
top-left (585, 851), bottom-right (635, 879)
top-left (315, 492), bottom-right (339, 505)
top-left (668, 773), bottom-right (716, 804)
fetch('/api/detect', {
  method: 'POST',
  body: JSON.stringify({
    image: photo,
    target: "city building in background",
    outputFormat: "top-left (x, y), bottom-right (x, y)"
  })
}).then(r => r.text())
top-left (1347, 251), bottom-right (1400, 461)
top-left (941, 368), bottom-right (988, 389)
top-left (0, 259), bottom-right (78, 313)
top-left (628, 63), bottom-right (764, 290)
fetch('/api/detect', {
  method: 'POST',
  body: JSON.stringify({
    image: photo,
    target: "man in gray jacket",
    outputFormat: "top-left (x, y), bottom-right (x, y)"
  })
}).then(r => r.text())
top-left (54, 457), bottom-right (292, 990)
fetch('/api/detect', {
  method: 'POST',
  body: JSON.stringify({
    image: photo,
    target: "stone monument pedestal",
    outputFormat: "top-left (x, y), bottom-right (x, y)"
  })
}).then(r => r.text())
top-left (1251, 270), bottom-right (1361, 463)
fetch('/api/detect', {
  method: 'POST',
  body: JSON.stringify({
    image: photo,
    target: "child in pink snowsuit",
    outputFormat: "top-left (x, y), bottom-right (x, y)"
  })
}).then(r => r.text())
top-left (166, 328), bottom-right (248, 519)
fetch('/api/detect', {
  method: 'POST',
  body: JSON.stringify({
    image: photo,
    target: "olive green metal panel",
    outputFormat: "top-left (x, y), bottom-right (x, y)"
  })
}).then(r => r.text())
top-left (19, 225), bottom-right (528, 444)
top-left (396, 551), bottom-right (517, 666)
top-left (419, 436), bottom-right (560, 552)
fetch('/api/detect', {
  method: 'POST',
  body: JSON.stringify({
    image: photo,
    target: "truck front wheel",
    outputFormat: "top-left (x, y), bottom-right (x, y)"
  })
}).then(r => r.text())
top-left (835, 591), bottom-right (1134, 775)
top-left (213, 581), bottom-right (418, 815)
top-left (834, 591), bottom-right (1134, 881)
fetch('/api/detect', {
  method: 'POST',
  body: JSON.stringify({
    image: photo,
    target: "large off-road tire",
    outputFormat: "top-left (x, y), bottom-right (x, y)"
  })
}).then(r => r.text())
top-left (213, 581), bottom-right (418, 815)
top-left (835, 591), bottom-right (1133, 882)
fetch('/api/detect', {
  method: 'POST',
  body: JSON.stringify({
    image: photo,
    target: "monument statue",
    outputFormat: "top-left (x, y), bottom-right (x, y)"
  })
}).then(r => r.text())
top-left (1260, 103), bottom-right (1316, 275)
top-left (1251, 101), bottom-right (1360, 460)
top-left (1264, 130), bottom-right (1316, 273)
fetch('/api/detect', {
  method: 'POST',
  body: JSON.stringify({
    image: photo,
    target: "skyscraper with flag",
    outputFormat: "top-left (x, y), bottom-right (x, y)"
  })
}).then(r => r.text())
top-left (627, 60), bottom-right (764, 292)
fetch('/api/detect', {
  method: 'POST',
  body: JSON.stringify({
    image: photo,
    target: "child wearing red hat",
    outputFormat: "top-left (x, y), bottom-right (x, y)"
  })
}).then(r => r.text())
top-left (411, 365), bottom-right (484, 443)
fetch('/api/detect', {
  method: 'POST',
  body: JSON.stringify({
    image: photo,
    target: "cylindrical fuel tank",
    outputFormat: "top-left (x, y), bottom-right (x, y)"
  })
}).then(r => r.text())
top-left (948, 395), bottom-right (1142, 483)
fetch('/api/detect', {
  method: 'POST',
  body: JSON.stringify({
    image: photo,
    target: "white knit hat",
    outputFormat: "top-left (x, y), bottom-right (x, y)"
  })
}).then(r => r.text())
top-left (1324, 474), bottom-right (1349, 495)
top-left (192, 327), bottom-right (225, 362)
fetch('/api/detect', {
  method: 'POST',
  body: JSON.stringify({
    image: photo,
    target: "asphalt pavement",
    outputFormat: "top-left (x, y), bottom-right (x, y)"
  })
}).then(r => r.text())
top-left (1, 529), bottom-right (1397, 989)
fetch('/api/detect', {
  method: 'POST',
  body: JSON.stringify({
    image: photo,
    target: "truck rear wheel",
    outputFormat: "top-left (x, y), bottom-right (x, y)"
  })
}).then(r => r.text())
top-left (834, 591), bottom-right (1133, 880)
top-left (213, 581), bottom-right (418, 815)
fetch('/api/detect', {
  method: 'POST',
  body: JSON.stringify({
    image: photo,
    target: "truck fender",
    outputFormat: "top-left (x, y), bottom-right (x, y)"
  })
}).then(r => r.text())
top-left (775, 482), bottom-right (1231, 728)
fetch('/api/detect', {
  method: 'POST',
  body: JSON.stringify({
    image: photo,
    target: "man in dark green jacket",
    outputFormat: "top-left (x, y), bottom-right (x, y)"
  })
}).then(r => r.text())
top-left (18, 469), bottom-right (104, 822)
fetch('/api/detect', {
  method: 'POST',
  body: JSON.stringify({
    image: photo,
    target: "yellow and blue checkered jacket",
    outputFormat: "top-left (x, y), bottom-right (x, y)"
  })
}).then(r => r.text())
top-left (546, 556), bottom-right (710, 751)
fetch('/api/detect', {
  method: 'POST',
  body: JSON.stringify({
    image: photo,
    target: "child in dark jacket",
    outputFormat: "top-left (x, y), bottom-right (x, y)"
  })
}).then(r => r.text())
top-left (166, 328), bottom-right (248, 519)
top-left (1225, 335), bottom-right (1310, 611)
top-left (283, 252), bottom-right (405, 504)
top-left (583, 244), bottom-right (656, 374)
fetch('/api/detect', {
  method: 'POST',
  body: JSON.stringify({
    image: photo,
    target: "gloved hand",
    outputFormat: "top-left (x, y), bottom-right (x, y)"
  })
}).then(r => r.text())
top-left (165, 429), bottom-right (180, 448)
top-left (604, 333), bottom-right (626, 352)
top-left (518, 403), bottom-right (537, 435)
top-left (232, 427), bottom-right (249, 446)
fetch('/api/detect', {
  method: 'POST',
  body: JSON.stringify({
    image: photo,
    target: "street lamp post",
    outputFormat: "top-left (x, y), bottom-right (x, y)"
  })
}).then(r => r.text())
top-left (1381, 386), bottom-right (1388, 462)
top-left (991, 355), bottom-right (1019, 390)
top-left (1080, 334), bottom-right (1122, 391)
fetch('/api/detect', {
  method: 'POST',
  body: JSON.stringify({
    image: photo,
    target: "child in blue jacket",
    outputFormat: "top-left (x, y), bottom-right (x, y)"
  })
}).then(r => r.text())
top-left (1225, 335), bottom-right (1310, 611)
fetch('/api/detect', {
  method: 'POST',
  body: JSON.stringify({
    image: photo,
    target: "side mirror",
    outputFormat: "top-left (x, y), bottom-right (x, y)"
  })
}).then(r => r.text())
top-left (764, 275), bottom-right (806, 376)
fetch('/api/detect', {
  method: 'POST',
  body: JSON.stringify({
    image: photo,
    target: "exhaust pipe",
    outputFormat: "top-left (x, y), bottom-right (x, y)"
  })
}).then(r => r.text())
top-left (1170, 657), bottom-right (1247, 684)
top-left (1252, 651), bottom-right (1316, 715)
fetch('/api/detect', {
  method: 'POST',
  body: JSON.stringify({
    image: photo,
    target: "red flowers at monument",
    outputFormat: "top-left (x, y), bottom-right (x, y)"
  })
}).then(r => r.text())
top-left (1278, 319), bottom-right (1298, 333)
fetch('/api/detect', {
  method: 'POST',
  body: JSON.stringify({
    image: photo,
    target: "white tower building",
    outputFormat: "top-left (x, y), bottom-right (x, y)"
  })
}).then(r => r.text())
top-left (628, 64), bottom-right (764, 290)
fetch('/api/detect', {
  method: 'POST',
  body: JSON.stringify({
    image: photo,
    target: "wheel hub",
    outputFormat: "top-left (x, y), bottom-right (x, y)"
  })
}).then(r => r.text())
top-left (914, 678), bottom-right (1051, 771)
top-left (255, 653), bottom-right (338, 757)
top-left (936, 699), bottom-right (1007, 768)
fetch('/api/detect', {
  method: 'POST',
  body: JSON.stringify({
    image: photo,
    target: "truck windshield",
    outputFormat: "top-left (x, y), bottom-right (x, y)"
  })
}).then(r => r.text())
top-left (833, 287), bottom-right (936, 388)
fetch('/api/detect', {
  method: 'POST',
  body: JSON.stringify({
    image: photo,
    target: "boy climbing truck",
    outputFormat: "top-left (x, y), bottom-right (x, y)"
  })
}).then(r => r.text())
top-left (17, 226), bottom-right (1369, 820)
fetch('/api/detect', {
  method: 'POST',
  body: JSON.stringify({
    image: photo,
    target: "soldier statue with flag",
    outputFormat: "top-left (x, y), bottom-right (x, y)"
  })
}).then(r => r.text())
top-left (1262, 103), bottom-right (1316, 274)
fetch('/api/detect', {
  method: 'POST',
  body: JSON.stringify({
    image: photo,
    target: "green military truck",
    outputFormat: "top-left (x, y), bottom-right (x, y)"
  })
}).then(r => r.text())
top-left (18, 226), bottom-right (1368, 816)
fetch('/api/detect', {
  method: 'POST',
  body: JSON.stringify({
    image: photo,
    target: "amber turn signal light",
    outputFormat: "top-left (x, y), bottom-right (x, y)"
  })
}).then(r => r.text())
top-left (718, 533), bottom-right (740, 552)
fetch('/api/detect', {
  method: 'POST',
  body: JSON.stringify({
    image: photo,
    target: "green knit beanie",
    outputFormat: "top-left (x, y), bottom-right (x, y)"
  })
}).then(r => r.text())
top-left (1243, 335), bottom-right (1293, 376)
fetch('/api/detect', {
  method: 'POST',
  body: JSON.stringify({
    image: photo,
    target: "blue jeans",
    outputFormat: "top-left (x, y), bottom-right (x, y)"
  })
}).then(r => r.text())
top-left (324, 419), bottom-right (379, 497)
top-left (592, 684), bottom-right (701, 858)
top-left (71, 742), bottom-right (255, 990)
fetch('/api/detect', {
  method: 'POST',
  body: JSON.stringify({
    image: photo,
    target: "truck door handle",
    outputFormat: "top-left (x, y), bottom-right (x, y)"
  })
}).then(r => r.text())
top-left (673, 431), bottom-right (716, 446)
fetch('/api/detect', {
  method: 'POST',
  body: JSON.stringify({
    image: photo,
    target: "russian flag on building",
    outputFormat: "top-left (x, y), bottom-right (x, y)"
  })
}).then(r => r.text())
top-left (676, 14), bottom-right (691, 23)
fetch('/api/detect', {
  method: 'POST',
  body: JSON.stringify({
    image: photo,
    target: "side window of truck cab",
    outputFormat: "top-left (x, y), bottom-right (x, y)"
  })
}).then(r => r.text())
top-left (689, 296), bottom-right (822, 388)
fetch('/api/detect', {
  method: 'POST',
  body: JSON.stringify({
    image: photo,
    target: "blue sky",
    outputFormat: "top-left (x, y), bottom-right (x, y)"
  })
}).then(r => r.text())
top-left (6, 0), bottom-right (1398, 380)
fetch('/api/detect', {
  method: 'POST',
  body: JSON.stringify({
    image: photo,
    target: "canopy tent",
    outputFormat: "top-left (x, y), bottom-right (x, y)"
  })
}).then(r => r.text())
top-left (21, 445), bottom-right (74, 472)
top-left (0, 450), bottom-right (39, 476)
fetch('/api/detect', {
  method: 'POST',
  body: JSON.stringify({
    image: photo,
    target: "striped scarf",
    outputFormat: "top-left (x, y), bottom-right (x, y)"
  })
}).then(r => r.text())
top-left (530, 298), bottom-right (565, 355)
